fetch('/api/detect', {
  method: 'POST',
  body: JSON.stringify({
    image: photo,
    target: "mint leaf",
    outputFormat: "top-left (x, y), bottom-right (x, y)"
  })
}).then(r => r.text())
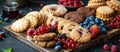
top-left (2, 48), bottom-right (13, 52)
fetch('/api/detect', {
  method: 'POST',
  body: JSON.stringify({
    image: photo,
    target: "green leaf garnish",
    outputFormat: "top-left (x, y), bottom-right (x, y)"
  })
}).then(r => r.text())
top-left (2, 48), bottom-right (13, 52)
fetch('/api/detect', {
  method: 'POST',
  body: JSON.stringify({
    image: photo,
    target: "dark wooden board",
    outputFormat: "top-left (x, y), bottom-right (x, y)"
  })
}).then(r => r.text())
top-left (3, 25), bottom-right (120, 52)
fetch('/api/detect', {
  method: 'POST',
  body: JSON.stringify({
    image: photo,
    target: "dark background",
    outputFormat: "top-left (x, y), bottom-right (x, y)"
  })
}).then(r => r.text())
top-left (0, 0), bottom-right (120, 52)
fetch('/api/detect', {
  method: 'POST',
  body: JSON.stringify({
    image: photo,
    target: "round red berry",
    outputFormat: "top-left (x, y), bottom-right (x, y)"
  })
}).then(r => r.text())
top-left (111, 45), bottom-right (119, 52)
top-left (103, 44), bottom-right (110, 51)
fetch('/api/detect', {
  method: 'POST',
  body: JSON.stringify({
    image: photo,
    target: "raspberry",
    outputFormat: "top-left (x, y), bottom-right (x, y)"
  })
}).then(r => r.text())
top-left (103, 44), bottom-right (110, 51)
top-left (63, 2), bottom-right (68, 6)
top-left (27, 28), bottom-right (35, 37)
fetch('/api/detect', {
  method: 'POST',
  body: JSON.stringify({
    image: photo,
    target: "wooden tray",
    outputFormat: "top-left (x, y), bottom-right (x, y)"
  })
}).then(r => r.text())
top-left (3, 25), bottom-right (120, 52)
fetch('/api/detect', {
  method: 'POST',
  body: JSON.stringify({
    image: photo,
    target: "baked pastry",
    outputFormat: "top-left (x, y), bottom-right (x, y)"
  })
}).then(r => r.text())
top-left (46, 15), bottom-right (63, 26)
top-left (33, 33), bottom-right (57, 41)
top-left (23, 16), bottom-right (39, 28)
top-left (87, 0), bottom-right (106, 9)
top-left (62, 22), bottom-right (80, 36)
top-left (77, 7), bottom-right (96, 17)
top-left (34, 40), bottom-right (56, 48)
top-left (96, 6), bottom-right (114, 24)
top-left (106, 1), bottom-right (120, 13)
top-left (40, 4), bottom-right (67, 17)
top-left (39, 12), bottom-right (48, 24)
top-left (64, 11), bottom-right (85, 23)
top-left (88, 0), bottom-right (105, 3)
top-left (69, 26), bottom-right (92, 43)
top-left (58, 20), bottom-right (71, 34)
top-left (11, 19), bottom-right (30, 33)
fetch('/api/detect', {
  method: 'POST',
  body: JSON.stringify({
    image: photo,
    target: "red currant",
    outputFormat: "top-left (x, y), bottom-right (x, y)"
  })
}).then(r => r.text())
top-left (63, 44), bottom-right (68, 49)
top-left (71, 43), bottom-right (76, 48)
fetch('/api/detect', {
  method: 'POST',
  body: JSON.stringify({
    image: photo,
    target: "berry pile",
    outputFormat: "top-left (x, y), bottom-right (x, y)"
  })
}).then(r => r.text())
top-left (59, 0), bottom-right (83, 7)
top-left (103, 44), bottom-right (119, 52)
top-left (0, 14), bottom-right (9, 24)
top-left (27, 24), bottom-right (58, 36)
top-left (80, 15), bottom-right (108, 33)
top-left (54, 34), bottom-right (80, 51)
top-left (110, 16), bottom-right (120, 29)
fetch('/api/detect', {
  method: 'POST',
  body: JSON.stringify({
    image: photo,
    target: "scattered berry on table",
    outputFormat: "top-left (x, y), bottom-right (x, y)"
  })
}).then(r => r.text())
top-left (111, 45), bottom-right (119, 52)
top-left (103, 44), bottom-right (110, 51)
top-left (4, 17), bottom-right (9, 22)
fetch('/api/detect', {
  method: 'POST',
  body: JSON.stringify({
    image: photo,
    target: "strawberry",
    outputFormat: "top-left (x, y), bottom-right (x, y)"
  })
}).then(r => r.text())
top-left (111, 45), bottom-right (119, 52)
top-left (103, 44), bottom-right (110, 51)
top-left (90, 25), bottom-right (101, 39)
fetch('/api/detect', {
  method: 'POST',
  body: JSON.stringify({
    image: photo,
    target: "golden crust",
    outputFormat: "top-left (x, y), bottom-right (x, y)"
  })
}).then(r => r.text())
top-left (34, 40), bottom-right (56, 48)
top-left (23, 16), bottom-right (39, 28)
top-left (96, 6), bottom-right (114, 15)
top-left (11, 19), bottom-right (30, 33)
top-left (89, 0), bottom-right (105, 3)
top-left (33, 33), bottom-right (57, 41)
top-left (107, 1), bottom-right (120, 12)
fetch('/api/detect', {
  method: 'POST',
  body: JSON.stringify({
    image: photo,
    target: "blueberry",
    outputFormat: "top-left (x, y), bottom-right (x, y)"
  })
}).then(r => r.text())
top-left (0, 20), bottom-right (3, 24)
top-left (100, 23), bottom-right (104, 27)
top-left (56, 41), bottom-right (63, 46)
top-left (83, 21), bottom-right (88, 25)
top-left (80, 23), bottom-right (83, 26)
top-left (95, 18), bottom-right (101, 23)
top-left (84, 18), bottom-right (89, 22)
top-left (89, 21), bottom-right (95, 25)
top-left (83, 25), bottom-right (87, 28)
top-left (55, 45), bottom-right (62, 51)
top-left (88, 15), bottom-right (95, 21)
top-left (100, 21), bottom-right (104, 24)
top-left (50, 27), bottom-right (56, 32)
top-left (86, 25), bottom-right (91, 29)
top-left (59, 34), bottom-right (67, 38)
top-left (4, 18), bottom-right (9, 22)
top-left (101, 27), bottom-right (107, 33)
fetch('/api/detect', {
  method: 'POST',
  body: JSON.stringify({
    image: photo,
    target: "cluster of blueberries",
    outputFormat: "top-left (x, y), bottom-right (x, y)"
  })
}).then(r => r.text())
top-left (80, 15), bottom-right (108, 33)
